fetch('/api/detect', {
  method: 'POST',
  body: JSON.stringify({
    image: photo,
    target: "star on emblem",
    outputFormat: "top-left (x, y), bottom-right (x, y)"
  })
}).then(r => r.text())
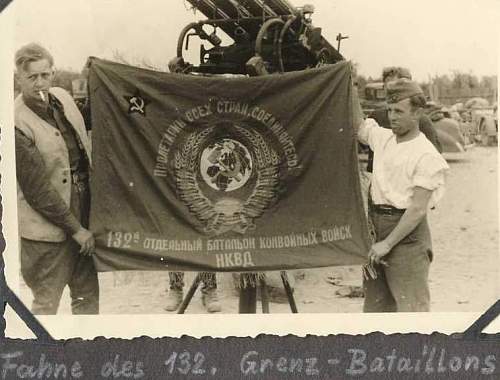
top-left (124, 90), bottom-right (150, 116)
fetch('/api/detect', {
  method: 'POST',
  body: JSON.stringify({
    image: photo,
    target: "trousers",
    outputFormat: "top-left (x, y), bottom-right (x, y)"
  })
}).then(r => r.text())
top-left (20, 175), bottom-right (99, 314)
top-left (363, 211), bottom-right (433, 312)
top-left (21, 238), bottom-right (99, 314)
top-left (168, 272), bottom-right (217, 293)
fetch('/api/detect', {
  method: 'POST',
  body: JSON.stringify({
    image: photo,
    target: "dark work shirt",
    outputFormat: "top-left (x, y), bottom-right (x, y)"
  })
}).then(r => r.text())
top-left (24, 94), bottom-right (88, 173)
top-left (366, 107), bottom-right (442, 172)
top-left (49, 95), bottom-right (87, 172)
top-left (15, 129), bottom-right (82, 235)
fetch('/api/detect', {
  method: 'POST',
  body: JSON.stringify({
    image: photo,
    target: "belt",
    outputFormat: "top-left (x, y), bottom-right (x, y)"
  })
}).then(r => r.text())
top-left (371, 204), bottom-right (406, 216)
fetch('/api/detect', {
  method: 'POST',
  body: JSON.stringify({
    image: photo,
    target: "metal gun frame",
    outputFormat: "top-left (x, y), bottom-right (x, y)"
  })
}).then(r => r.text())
top-left (170, 0), bottom-right (344, 75)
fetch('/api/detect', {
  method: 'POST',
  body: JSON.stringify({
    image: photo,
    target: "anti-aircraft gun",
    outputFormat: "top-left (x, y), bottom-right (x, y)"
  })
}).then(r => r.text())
top-left (169, 0), bottom-right (345, 76)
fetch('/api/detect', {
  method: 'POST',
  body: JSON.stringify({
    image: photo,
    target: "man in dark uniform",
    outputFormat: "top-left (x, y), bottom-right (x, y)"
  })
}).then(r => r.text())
top-left (366, 67), bottom-right (441, 172)
top-left (14, 43), bottom-right (99, 314)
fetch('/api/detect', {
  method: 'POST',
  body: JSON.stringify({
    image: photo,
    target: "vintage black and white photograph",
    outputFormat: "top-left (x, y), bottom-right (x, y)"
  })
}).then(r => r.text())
top-left (1, 0), bottom-right (498, 336)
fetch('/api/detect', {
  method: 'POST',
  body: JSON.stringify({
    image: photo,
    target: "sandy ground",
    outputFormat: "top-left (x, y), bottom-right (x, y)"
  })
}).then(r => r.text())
top-left (20, 145), bottom-right (499, 314)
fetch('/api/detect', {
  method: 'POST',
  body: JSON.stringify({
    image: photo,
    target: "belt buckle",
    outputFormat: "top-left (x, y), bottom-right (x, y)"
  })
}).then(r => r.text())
top-left (374, 204), bottom-right (396, 215)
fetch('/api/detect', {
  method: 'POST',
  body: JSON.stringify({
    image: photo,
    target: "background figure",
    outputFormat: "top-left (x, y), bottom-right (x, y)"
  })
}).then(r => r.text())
top-left (14, 43), bottom-right (99, 314)
top-left (166, 272), bottom-right (220, 312)
top-left (366, 66), bottom-right (442, 173)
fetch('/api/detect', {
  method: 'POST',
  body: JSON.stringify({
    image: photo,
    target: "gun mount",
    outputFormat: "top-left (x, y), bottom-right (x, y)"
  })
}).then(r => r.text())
top-left (170, 0), bottom-right (345, 75)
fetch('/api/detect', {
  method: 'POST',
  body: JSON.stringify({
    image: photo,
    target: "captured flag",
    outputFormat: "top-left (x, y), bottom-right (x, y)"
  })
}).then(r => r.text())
top-left (88, 57), bottom-right (370, 271)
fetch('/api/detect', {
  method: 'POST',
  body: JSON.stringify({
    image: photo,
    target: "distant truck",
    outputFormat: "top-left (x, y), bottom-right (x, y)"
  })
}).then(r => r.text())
top-left (461, 97), bottom-right (497, 146)
top-left (71, 78), bottom-right (87, 100)
top-left (427, 107), bottom-right (466, 154)
top-left (360, 82), bottom-right (386, 114)
top-left (470, 106), bottom-right (497, 146)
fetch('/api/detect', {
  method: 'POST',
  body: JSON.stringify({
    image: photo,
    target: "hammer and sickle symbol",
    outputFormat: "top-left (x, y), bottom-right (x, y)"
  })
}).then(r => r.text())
top-left (130, 96), bottom-right (145, 113)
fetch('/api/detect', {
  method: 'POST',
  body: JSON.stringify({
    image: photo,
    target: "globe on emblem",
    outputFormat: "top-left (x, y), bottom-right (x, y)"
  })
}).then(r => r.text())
top-left (200, 138), bottom-right (253, 192)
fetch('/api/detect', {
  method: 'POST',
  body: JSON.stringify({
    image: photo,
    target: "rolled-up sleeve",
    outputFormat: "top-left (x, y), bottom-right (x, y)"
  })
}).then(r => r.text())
top-left (413, 153), bottom-right (449, 206)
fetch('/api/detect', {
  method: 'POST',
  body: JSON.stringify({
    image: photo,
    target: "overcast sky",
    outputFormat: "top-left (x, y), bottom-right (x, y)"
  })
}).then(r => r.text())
top-left (8, 0), bottom-right (499, 81)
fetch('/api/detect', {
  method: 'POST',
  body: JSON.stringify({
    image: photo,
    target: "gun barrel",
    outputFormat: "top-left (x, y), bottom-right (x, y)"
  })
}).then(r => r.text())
top-left (184, 0), bottom-right (299, 40)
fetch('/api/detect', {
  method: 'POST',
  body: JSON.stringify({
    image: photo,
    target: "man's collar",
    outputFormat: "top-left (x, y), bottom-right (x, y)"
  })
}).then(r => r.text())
top-left (23, 91), bottom-right (64, 122)
top-left (394, 130), bottom-right (421, 144)
top-left (23, 93), bottom-right (51, 121)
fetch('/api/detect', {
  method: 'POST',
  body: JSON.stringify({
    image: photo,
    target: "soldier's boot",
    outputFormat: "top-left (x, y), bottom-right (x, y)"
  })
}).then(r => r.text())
top-left (202, 289), bottom-right (221, 313)
top-left (165, 289), bottom-right (183, 312)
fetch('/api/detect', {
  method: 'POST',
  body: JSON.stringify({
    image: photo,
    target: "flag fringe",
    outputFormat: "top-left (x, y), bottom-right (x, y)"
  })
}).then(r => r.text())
top-left (234, 272), bottom-right (267, 288)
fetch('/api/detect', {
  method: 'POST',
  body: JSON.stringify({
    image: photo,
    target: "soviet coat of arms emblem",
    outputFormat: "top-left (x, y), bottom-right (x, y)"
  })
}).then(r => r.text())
top-left (174, 124), bottom-right (280, 235)
top-left (200, 138), bottom-right (252, 192)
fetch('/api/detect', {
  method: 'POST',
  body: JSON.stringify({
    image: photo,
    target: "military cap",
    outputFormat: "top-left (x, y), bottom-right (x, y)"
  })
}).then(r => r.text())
top-left (382, 66), bottom-right (412, 81)
top-left (385, 78), bottom-right (424, 104)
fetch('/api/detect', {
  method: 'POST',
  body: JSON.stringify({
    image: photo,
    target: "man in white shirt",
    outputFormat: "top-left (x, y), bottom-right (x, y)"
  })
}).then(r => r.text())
top-left (356, 78), bottom-right (449, 312)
